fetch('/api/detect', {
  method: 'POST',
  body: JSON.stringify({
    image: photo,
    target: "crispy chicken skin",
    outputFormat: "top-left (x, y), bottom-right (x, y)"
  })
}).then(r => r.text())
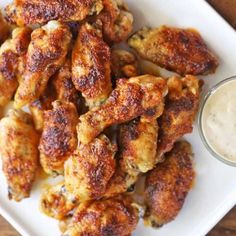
top-left (64, 134), bottom-right (116, 201)
top-left (0, 12), bottom-right (10, 45)
top-left (119, 117), bottom-right (158, 176)
top-left (77, 75), bottom-right (167, 144)
top-left (39, 101), bottom-right (78, 176)
top-left (40, 182), bottom-right (78, 220)
top-left (157, 75), bottom-right (201, 158)
top-left (72, 22), bottom-right (112, 108)
top-left (0, 109), bottom-right (39, 201)
top-left (62, 196), bottom-right (139, 236)
top-left (14, 21), bottom-right (72, 108)
top-left (128, 26), bottom-right (219, 75)
top-left (5, 0), bottom-right (103, 26)
top-left (144, 141), bottom-right (195, 227)
top-left (97, 0), bottom-right (133, 44)
top-left (0, 27), bottom-right (32, 106)
top-left (111, 49), bottom-right (139, 79)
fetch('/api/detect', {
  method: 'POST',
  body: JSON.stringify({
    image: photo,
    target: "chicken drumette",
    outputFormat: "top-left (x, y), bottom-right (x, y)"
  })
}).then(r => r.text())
top-left (0, 12), bottom-right (10, 45)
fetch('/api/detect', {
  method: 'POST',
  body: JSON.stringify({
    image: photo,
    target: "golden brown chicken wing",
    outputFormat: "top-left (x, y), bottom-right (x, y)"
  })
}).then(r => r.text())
top-left (64, 134), bottom-right (116, 201)
top-left (119, 117), bottom-right (158, 176)
top-left (0, 27), bottom-right (32, 106)
top-left (111, 49), bottom-right (139, 80)
top-left (62, 196), bottom-right (139, 236)
top-left (77, 75), bottom-right (167, 144)
top-left (0, 12), bottom-right (10, 45)
top-left (144, 141), bottom-right (195, 227)
top-left (14, 21), bottom-right (72, 108)
top-left (157, 75), bottom-right (201, 158)
top-left (128, 26), bottom-right (219, 75)
top-left (40, 182), bottom-right (78, 220)
top-left (5, 0), bottom-right (103, 26)
top-left (97, 0), bottom-right (133, 44)
top-left (39, 101), bottom-right (78, 176)
top-left (0, 109), bottom-right (39, 201)
top-left (72, 22), bottom-right (112, 108)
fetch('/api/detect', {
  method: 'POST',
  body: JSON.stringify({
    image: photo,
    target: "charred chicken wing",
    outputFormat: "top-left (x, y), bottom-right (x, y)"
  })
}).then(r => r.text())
top-left (0, 12), bottom-right (10, 45)
top-left (77, 75), bottom-right (167, 144)
top-left (5, 0), bottom-right (103, 26)
top-left (39, 101), bottom-right (78, 176)
top-left (0, 109), bottom-right (39, 201)
top-left (14, 21), bottom-right (72, 108)
top-left (144, 141), bottom-right (195, 227)
top-left (72, 22), bottom-right (112, 108)
top-left (128, 26), bottom-right (219, 75)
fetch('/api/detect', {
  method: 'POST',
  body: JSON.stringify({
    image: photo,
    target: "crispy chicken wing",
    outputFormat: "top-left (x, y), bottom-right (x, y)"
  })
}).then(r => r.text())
top-left (128, 26), bottom-right (219, 75)
top-left (62, 196), bottom-right (139, 236)
top-left (111, 49), bottom-right (139, 80)
top-left (97, 0), bottom-right (133, 44)
top-left (77, 75), bottom-right (167, 144)
top-left (40, 182), bottom-right (78, 220)
top-left (0, 109), bottom-right (39, 201)
top-left (0, 27), bottom-right (31, 106)
top-left (0, 12), bottom-right (10, 45)
top-left (157, 75), bottom-right (201, 158)
top-left (72, 22), bottom-right (112, 108)
top-left (5, 0), bottom-right (103, 26)
top-left (14, 21), bottom-right (72, 108)
top-left (64, 134), bottom-right (116, 201)
top-left (144, 141), bottom-right (195, 227)
top-left (39, 101), bottom-right (78, 176)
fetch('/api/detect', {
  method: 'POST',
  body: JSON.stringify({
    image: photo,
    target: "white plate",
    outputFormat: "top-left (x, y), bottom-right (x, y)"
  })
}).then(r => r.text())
top-left (0, 0), bottom-right (236, 236)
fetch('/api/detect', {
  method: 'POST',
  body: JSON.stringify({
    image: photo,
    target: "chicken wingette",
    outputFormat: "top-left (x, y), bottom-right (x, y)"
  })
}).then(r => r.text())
top-left (64, 134), bottom-right (116, 201)
top-left (72, 22), bottom-right (112, 108)
top-left (144, 141), bottom-right (195, 227)
top-left (128, 26), bottom-right (219, 75)
top-left (62, 196), bottom-right (139, 236)
top-left (97, 0), bottom-right (133, 44)
top-left (157, 75), bottom-right (201, 159)
top-left (0, 27), bottom-right (31, 106)
top-left (0, 109), bottom-right (39, 201)
top-left (0, 12), bottom-right (10, 45)
top-left (5, 0), bottom-right (103, 26)
top-left (14, 20), bottom-right (72, 108)
top-left (39, 101), bottom-right (78, 176)
top-left (77, 75), bottom-right (167, 144)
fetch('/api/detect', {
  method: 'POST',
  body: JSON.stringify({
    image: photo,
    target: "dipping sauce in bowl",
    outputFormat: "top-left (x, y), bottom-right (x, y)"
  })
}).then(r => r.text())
top-left (199, 76), bottom-right (236, 166)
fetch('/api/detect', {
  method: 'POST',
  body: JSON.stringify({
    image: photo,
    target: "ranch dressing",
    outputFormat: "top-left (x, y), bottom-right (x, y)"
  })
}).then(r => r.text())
top-left (201, 79), bottom-right (236, 163)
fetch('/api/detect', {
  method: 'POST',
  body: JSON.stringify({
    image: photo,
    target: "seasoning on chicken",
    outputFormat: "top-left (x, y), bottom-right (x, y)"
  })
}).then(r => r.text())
top-left (77, 75), bottom-right (167, 144)
top-left (39, 101), bottom-right (78, 176)
top-left (128, 26), bottom-right (219, 75)
top-left (0, 109), bottom-right (39, 201)
top-left (5, 0), bottom-right (103, 26)
top-left (0, 27), bottom-right (32, 106)
top-left (144, 141), bottom-right (195, 227)
top-left (72, 22), bottom-right (112, 108)
top-left (64, 134), bottom-right (116, 201)
top-left (14, 21), bottom-right (72, 108)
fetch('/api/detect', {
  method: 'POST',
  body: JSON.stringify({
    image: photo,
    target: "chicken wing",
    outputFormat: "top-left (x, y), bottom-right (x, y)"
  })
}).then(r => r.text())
top-left (0, 12), bottom-right (10, 45)
top-left (62, 196), bottom-right (139, 236)
top-left (0, 109), bottom-right (39, 201)
top-left (39, 101), bottom-right (78, 176)
top-left (128, 26), bottom-right (219, 75)
top-left (14, 21), bottom-right (72, 108)
top-left (64, 134), bottom-right (116, 201)
top-left (144, 141), bottom-right (195, 227)
top-left (40, 182), bottom-right (78, 220)
top-left (97, 0), bottom-right (133, 44)
top-left (77, 75), bottom-right (167, 144)
top-left (5, 0), bottom-right (103, 26)
top-left (111, 49), bottom-right (139, 80)
top-left (0, 27), bottom-right (32, 106)
top-left (72, 22), bottom-right (112, 108)
top-left (157, 75), bottom-right (201, 158)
